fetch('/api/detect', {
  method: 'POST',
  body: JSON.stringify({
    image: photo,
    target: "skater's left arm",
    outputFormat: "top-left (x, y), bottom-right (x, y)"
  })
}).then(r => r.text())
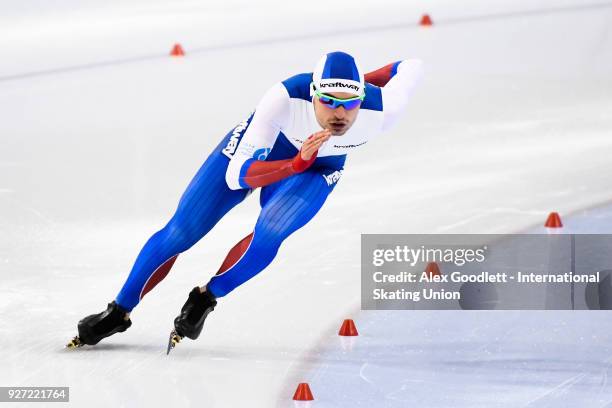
top-left (365, 59), bottom-right (424, 131)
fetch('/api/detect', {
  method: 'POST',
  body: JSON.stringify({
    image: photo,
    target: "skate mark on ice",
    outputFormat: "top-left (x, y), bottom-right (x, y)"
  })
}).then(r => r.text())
top-left (521, 372), bottom-right (588, 407)
top-left (359, 363), bottom-right (374, 386)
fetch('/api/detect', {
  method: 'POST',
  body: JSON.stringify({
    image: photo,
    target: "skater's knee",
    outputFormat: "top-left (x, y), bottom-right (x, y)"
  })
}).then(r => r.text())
top-left (253, 215), bottom-right (299, 247)
top-left (161, 217), bottom-right (202, 251)
top-left (250, 226), bottom-right (285, 252)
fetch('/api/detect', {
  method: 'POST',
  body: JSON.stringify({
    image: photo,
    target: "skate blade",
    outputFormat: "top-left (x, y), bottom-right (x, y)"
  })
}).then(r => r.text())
top-left (166, 330), bottom-right (183, 355)
top-left (66, 336), bottom-right (83, 349)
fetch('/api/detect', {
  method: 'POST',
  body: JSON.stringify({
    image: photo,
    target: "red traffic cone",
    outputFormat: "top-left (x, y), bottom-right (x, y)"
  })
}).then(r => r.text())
top-left (170, 43), bottom-right (185, 57)
top-left (420, 14), bottom-right (433, 26)
top-left (425, 262), bottom-right (441, 278)
top-left (545, 212), bottom-right (563, 228)
top-left (338, 319), bottom-right (359, 336)
top-left (293, 383), bottom-right (314, 401)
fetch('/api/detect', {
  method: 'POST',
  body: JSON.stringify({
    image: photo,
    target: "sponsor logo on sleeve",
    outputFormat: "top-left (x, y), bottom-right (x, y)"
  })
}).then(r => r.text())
top-left (222, 115), bottom-right (251, 159)
top-left (253, 148), bottom-right (271, 160)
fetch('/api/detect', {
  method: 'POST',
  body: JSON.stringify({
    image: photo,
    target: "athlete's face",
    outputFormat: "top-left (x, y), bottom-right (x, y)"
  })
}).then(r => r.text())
top-left (313, 91), bottom-right (361, 136)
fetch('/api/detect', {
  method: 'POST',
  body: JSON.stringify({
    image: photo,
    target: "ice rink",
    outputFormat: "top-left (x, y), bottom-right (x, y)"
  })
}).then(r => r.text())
top-left (1, 0), bottom-right (612, 406)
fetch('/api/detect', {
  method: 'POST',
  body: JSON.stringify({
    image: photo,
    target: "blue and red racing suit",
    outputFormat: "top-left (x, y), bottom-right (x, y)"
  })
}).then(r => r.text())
top-left (115, 59), bottom-right (424, 310)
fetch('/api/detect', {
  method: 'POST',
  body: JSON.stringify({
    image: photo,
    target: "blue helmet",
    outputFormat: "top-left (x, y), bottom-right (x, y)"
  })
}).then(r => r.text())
top-left (312, 51), bottom-right (365, 97)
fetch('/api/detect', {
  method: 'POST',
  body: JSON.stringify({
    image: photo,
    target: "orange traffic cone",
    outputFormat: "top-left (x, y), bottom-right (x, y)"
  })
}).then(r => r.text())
top-left (170, 43), bottom-right (185, 57)
top-left (338, 319), bottom-right (359, 336)
top-left (544, 212), bottom-right (563, 228)
top-left (425, 262), bottom-right (441, 278)
top-left (420, 14), bottom-right (433, 26)
top-left (293, 383), bottom-right (314, 401)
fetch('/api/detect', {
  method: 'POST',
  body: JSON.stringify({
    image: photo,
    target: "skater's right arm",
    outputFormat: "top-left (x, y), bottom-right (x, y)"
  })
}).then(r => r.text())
top-left (225, 83), bottom-right (321, 190)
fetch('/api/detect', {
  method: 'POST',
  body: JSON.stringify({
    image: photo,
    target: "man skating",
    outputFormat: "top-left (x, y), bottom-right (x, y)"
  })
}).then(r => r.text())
top-left (67, 51), bottom-right (423, 351)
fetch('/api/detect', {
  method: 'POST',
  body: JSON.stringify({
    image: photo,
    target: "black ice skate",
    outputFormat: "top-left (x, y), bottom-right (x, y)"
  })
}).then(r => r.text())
top-left (66, 301), bottom-right (132, 348)
top-left (167, 287), bottom-right (217, 354)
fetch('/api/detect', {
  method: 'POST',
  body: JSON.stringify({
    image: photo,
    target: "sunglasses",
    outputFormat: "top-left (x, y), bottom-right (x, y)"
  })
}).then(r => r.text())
top-left (312, 85), bottom-right (365, 110)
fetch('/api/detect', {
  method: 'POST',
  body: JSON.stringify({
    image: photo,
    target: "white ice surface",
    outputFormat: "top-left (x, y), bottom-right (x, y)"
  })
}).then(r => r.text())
top-left (1, 0), bottom-right (612, 407)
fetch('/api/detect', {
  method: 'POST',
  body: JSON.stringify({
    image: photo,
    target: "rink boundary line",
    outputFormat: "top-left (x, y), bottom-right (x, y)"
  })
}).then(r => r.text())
top-left (1, 1), bottom-right (611, 83)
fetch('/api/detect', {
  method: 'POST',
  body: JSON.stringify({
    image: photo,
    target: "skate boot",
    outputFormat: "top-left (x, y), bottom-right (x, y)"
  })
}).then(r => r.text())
top-left (167, 287), bottom-right (216, 354)
top-left (66, 301), bottom-right (132, 348)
